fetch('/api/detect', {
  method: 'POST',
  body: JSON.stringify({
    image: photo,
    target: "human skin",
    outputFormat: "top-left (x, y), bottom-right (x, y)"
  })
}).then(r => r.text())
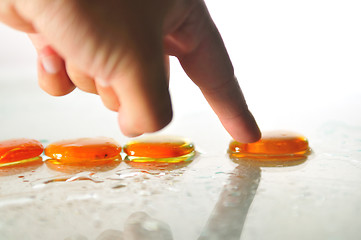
top-left (0, 0), bottom-right (261, 142)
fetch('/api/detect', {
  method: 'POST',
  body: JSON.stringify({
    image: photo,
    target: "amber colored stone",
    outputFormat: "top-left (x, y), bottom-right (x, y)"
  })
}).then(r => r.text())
top-left (124, 136), bottom-right (195, 163)
top-left (45, 137), bottom-right (122, 163)
top-left (229, 131), bottom-right (311, 161)
top-left (0, 139), bottom-right (44, 165)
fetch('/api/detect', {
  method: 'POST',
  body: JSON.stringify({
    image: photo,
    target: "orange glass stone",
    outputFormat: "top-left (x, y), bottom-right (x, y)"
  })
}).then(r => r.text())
top-left (124, 136), bottom-right (195, 163)
top-left (0, 138), bottom-right (44, 167)
top-left (229, 131), bottom-right (311, 161)
top-left (44, 138), bottom-right (122, 172)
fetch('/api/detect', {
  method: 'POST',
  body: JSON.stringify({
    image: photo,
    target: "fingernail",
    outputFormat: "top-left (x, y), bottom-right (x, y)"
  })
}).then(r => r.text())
top-left (95, 78), bottom-right (111, 87)
top-left (41, 55), bottom-right (62, 74)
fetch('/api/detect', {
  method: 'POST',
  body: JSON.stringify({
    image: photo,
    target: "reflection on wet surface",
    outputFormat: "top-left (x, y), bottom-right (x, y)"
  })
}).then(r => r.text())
top-left (125, 155), bottom-right (195, 171)
top-left (199, 152), bottom-right (309, 240)
top-left (34, 172), bottom-right (104, 186)
top-left (199, 162), bottom-right (261, 240)
top-left (0, 157), bottom-right (43, 176)
top-left (45, 157), bottom-right (121, 174)
top-left (40, 152), bottom-right (309, 240)
top-left (65, 212), bottom-right (173, 240)
top-left (96, 229), bottom-right (123, 240)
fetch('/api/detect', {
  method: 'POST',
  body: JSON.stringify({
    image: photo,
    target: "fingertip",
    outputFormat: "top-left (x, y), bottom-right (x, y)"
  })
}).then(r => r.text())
top-left (117, 113), bottom-right (143, 138)
top-left (229, 127), bottom-right (261, 144)
top-left (239, 126), bottom-right (262, 143)
top-left (224, 111), bottom-right (262, 143)
top-left (117, 105), bottom-right (173, 137)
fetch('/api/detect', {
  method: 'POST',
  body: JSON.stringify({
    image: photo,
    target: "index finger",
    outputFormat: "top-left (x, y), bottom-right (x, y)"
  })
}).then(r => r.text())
top-left (173, 2), bottom-right (261, 143)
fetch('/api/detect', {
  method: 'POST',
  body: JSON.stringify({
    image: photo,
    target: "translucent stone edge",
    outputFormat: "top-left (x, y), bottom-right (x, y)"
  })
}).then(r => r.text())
top-left (228, 148), bottom-right (312, 161)
top-left (44, 155), bottom-right (122, 165)
top-left (124, 151), bottom-right (196, 163)
top-left (0, 156), bottom-right (43, 167)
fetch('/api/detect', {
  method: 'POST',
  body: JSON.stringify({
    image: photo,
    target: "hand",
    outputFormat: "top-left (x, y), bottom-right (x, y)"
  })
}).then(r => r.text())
top-left (0, 0), bottom-right (261, 142)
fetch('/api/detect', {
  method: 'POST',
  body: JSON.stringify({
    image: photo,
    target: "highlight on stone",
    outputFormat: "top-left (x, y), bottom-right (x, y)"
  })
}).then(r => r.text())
top-left (228, 130), bottom-right (311, 162)
top-left (123, 135), bottom-right (195, 163)
top-left (0, 138), bottom-right (44, 168)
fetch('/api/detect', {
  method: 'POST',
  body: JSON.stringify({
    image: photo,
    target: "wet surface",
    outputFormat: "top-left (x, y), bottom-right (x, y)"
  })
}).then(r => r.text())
top-left (0, 122), bottom-right (360, 240)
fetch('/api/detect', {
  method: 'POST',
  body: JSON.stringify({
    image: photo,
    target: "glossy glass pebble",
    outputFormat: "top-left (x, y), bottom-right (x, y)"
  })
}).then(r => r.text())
top-left (44, 138), bottom-right (122, 172)
top-left (124, 136), bottom-right (195, 163)
top-left (229, 131), bottom-right (311, 161)
top-left (0, 138), bottom-right (44, 167)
